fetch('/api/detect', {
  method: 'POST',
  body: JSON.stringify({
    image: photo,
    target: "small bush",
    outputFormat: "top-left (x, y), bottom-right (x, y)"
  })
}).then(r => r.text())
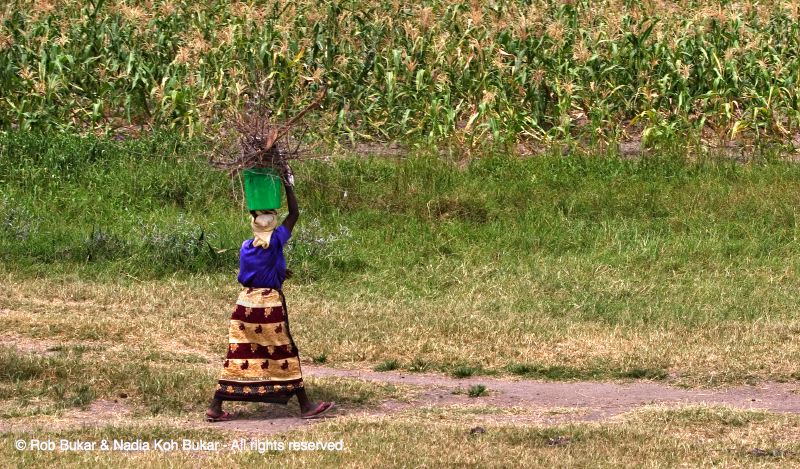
top-left (451, 365), bottom-right (479, 379)
top-left (374, 360), bottom-right (400, 372)
top-left (506, 363), bottom-right (536, 376)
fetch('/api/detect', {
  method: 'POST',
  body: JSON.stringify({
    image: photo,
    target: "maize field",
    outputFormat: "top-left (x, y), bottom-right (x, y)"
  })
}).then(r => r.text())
top-left (2, 0), bottom-right (800, 147)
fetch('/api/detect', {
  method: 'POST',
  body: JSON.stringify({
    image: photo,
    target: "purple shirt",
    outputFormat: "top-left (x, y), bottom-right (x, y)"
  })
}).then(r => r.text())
top-left (237, 225), bottom-right (291, 289)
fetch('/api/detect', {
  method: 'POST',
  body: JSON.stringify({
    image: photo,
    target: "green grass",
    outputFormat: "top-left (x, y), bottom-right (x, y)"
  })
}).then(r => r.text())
top-left (2, 132), bottom-right (800, 384)
top-left (0, 345), bottom-right (217, 417)
top-left (451, 365), bottom-right (480, 379)
top-left (5, 131), bottom-right (800, 292)
top-left (373, 360), bottom-right (399, 372)
top-left (0, 132), bottom-right (233, 275)
top-left (506, 363), bottom-right (669, 381)
top-left (0, 346), bottom-right (98, 415)
top-left (312, 353), bottom-right (328, 364)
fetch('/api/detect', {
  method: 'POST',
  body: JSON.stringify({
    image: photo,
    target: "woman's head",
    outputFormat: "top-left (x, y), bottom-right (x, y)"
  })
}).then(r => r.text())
top-left (252, 210), bottom-right (278, 229)
top-left (250, 210), bottom-right (279, 248)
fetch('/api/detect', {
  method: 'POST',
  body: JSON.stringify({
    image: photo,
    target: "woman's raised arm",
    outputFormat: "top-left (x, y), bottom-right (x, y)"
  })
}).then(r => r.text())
top-left (282, 179), bottom-right (299, 234)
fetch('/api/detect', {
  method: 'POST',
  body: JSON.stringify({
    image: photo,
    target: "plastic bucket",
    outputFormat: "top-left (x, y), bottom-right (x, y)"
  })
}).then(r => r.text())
top-left (243, 168), bottom-right (283, 211)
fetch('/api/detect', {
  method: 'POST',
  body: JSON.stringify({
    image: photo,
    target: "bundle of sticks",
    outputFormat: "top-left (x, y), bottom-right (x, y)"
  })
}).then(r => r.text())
top-left (211, 89), bottom-right (324, 179)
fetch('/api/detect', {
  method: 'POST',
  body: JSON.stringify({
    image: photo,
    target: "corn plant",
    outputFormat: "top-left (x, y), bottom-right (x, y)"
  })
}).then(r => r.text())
top-left (0, 0), bottom-right (799, 148)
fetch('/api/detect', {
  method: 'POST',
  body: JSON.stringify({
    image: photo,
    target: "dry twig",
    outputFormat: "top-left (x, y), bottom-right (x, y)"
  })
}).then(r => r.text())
top-left (211, 84), bottom-right (325, 178)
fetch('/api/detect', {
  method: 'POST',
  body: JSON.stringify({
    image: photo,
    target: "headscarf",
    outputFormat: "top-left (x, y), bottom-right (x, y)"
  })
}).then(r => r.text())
top-left (251, 210), bottom-right (279, 248)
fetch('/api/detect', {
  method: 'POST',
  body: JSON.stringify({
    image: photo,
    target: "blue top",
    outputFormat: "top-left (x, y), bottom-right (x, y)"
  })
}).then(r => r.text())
top-left (237, 225), bottom-right (291, 289)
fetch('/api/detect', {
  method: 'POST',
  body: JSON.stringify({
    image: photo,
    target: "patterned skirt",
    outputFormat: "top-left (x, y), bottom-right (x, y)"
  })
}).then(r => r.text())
top-left (214, 287), bottom-right (304, 403)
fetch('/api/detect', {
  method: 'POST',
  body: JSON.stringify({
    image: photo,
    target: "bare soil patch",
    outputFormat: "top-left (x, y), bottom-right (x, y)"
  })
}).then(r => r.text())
top-left (304, 366), bottom-right (800, 418)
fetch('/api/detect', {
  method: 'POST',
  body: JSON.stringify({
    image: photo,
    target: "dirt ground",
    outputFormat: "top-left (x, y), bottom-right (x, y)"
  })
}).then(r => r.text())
top-left (209, 365), bottom-right (800, 434)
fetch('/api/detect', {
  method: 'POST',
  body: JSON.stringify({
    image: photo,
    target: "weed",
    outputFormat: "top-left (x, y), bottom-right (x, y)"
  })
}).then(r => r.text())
top-left (312, 353), bottom-right (328, 364)
top-left (467, 385), bottom-right (488, 398)
top-left (451, 365), bottom-right (479, 379)
top-left (374, 360), bottom-right (400, 372)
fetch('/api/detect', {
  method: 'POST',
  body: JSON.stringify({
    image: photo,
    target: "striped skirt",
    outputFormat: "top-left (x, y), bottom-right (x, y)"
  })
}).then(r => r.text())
top-left (214, 287), bottom-right (304, 403)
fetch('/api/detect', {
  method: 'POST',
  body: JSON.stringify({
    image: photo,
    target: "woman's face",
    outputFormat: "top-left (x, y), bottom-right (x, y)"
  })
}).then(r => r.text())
top-left (252, 211), bottom-right (279, 231)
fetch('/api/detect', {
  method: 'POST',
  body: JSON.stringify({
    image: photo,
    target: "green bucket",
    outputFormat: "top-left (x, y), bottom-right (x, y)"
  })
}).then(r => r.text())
top-left (243, 168), bottom-right (283, 211)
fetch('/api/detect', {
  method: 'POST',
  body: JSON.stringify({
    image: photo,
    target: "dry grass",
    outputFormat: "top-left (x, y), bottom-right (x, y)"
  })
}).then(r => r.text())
top-left (1, 406), bottom-right (798, 467)
top-left (0, 275), bottom-right (413, 419)
top-left (2, 272), bottom-right (799, 389)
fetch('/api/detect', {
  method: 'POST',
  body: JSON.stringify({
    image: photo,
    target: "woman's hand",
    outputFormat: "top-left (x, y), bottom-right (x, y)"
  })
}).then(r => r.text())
top-left (281, 163), bottom-right (295, 187)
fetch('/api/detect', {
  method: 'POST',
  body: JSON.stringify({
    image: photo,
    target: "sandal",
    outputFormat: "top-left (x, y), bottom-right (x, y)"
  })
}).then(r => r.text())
top-left (205, 410), bottom-right (232, 422)
top-left (301, 402), bottom-right (336, 420)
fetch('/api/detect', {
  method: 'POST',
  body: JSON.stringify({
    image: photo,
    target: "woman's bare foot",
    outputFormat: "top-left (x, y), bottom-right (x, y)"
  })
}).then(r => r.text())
top-left (301, 401), bottom-right (335, 419)
top-left (206, 398), bottom-right (230, 422)
top-left (296, 389), bottom-right (335, 419)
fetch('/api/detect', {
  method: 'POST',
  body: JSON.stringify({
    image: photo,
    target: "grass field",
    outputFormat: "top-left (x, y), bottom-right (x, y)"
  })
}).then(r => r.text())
top-left (2, 132), bottom-right (800, 464)
top-left (5, 1), bottom-right (800, 465)
top-left (2, 131), bottom-right (800, 383)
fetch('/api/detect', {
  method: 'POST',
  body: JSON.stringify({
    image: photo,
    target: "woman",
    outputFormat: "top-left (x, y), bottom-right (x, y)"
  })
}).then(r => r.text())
top-left (206, 175), bottom-right (334, 421)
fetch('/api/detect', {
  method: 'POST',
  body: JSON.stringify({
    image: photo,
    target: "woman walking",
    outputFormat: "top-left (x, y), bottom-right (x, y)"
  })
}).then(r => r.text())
top-left (206, 175), bottom-right (334, 421)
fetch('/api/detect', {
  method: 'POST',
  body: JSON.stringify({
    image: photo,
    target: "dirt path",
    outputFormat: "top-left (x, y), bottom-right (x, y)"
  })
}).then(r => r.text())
top-left (204, 365), bottom-right (800, 434)
top-left (306, 366), bottom-right (800, 416)
top-left (3, 339), bottom-right (799, 436)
